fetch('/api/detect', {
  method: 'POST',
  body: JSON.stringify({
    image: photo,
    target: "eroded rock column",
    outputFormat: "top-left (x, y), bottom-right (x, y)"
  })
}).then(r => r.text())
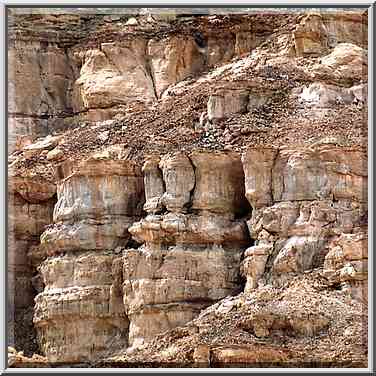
top-left (241, 143), bottom-right (367, 297)
top-left (34, 149), bottom-right (145, 363)
top-left (122, 151), bottom-right (251, 348)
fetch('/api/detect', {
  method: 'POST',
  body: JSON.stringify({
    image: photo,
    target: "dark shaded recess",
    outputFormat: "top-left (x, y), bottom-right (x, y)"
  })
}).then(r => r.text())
top-left (193, 30), bottom-right (207, 48)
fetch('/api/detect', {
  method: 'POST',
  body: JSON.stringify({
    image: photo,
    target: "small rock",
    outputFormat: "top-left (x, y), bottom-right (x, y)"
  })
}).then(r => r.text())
top-left (98, 131), bottom-right (110, 142)
top-left (126, 17), bottom-right (138, 26)
top-left (241, 126), bottom-right (252, 135)
top-left (47, 148), bottom-right (64, 161)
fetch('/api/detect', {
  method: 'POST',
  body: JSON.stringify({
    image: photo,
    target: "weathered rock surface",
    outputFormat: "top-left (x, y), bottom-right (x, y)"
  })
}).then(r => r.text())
top-left (34, 252), bottom-right (127, 363)
top-left (40, 149), bottom-right (144, 255)
top-left (311, 43), bottom-right (367, 82)
top-left (8, 171), bottom-right (56, 352)
top-left (148, 36), bottom-right (206, 97)
top-left (34, 148), bottom-right (144, 362)
top-left (119, 151), bottom-right (251, 347)
top-left (8, 10), bottom-right (368, 368)
top-left (293, 12), bottom-right (367, 57)
top-left (72, 40), bottom-right (156, 112)
top-left (323, 232), bottom-right (368, 302)
top-left (8, 40), bottom-right (75, 153)
top-left (241, 144), bottom-right (367, 291)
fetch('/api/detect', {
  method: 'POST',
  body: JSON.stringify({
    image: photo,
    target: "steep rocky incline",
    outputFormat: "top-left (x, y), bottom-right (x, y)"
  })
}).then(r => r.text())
top-left (7, 9), bottom-right (368, 368)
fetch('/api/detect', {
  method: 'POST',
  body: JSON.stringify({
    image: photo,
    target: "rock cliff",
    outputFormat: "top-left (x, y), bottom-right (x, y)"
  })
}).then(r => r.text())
top-left (7, 8), bottom-right (368, 368)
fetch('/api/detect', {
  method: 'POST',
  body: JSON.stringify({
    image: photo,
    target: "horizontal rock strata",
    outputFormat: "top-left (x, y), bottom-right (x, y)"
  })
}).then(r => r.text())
top-left (118, 151), bottom-right (251, 347)
top-left (241, 143), bottom-right (367, 297)
top-left (34, 149), bottom-right (144, 362)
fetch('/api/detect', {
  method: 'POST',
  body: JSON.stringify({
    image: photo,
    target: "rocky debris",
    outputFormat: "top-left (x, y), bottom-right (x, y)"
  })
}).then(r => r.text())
top-left (8, 346), bottom-right (49, 368)
top-left (8, 9), bottom-right (368, 368)
top-left (101, 271), bottom-right (367, 367)
top-left (323, 232), bottom-right (368, 302)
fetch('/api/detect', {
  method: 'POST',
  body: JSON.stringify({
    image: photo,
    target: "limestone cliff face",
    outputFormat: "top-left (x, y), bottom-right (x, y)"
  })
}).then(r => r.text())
top-left (8, 171), bottom-right (56, 352)
top-left (8, 9), bottom-right (368, 368)
top-left (33, 147), bottom-right (144, 363)
top-left (241, 143), bottom-right (367, 300)
top-left (121, 151), bottom-right (251, 347)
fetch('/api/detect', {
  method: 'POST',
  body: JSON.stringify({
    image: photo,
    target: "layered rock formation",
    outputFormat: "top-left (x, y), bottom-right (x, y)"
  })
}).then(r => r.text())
top-left (8, 8), bottom-right (368, 369)
top-left (8, 38), bottom-right (75, 153)
top-left (293, 11), bottom-right (367, 57)
top-left (241, 142), bottom-right (367, 300)
top-left (33, 147), bottom-right (144, 362)
top-left (117, 151), bottom-right (251, 347)
top-left (8, 171), bottom-right (56, 351)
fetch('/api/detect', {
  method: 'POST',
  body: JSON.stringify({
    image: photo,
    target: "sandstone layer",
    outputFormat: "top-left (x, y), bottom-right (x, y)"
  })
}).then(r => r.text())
top-left (241, 143), bottom-right (367, 300)
top-left (118, 151), bottom-right (251, 348)
top-left (34, 147), bottom-right (144, 362)
top-left (8, 9), bottom-right (368, 369)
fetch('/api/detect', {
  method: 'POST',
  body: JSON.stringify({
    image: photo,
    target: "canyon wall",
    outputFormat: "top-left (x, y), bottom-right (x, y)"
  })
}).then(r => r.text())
top-left (29, 142), bottom-right (367, 363)
top-left (33, 147), bottom-right (144, 363)
top-left (8, 9), bottom-right (368, 367)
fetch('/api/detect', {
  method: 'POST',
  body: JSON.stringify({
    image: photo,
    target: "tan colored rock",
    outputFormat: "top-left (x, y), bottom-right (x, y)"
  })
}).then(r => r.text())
top-left (321, 12), bottom-right (367, 48)
top-left (8, 173), bottom-right (56, 204)
top-left (241, 244), bottom-right (273, 292)
top-left (323, 232), bottom-right (367, 301)
top-left (34, 252), bottom-right (127, 363)
top-left (8, 40), bottom-right (74, 152)
top-left (294, 12), bottom-right (367, 57)
top-left (193, 344), bottom-right (210, 366)
top-left (235, 32), bottom-right (258, 55)
top-left (272, 236), bottom-right (326, 275)
top-left (242, 147), bottom-right (278, 209)
top-left (207, 90), bottom-right (249, 121)
top-left (8, 117), bottom-right (44, 154)
top-left (8, 173), bottom-right (56, 351)
top-left (40, 154), bottom-right (144, 255)
top-left (125, 17), bottom-right (138, 26)
top-left (34, 286), bottom-right (128, 363)
top-left (73, 40), bottom-right (156, 112)
top-left (206, 35), bottom-right (235, 67)
top-left (130, 213), bottom-right (249, 247)
top-left (294, 13), bottom-right (328, 57)
top-left (190, 151), bottom-right (249, 216)
top-left (211, 344), bottom-right (288, 365)
top-left (142, 155), bottom-right (165, 214)
top-left (123, 151), bottom-right (251, 347)
top-left (8, 40), bottom-right (72, 116)
top-left (241, 144), bottom-right (367, 288)
top-left (272, 145), bottom-right (367, 203)
top-left (311, 43), bottom-right (367, 81)
top-left (120, 245), bottom-right (243, 347)
top-left (148, 36), bottom-right (206, 97)
top-left (159, 153), bottom-right (195, 213)
top-left (35, 149), bottom-right (145, 361)
top-left (46, 148), bottom-right (64, 161)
